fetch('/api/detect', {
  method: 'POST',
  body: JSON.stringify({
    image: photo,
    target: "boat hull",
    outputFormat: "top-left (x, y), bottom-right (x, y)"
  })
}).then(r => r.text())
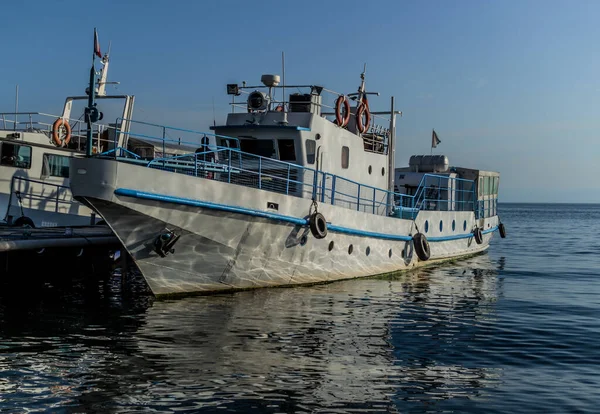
top-left (71, 158), bottom-right (498, 297)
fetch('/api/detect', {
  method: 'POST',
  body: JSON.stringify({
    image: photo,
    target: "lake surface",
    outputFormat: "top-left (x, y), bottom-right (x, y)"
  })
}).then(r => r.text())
top-left (1, 203), bottom-right (599, 413)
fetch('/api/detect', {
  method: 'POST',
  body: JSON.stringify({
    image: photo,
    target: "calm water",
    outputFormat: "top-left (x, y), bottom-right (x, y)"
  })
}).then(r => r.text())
top-left (1, 203), bottom-right (599, 413)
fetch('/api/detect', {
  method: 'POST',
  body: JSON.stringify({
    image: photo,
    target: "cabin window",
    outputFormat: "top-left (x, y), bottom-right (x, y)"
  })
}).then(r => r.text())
top-left (493, 176), bottom-right (499, 194)
top-left (342, 146), bottom-right (349, 169)
top-left (42, 153), bottom-right (70, 178)
top-left (277, 139), bottom-right (296, 161)
top-left (305, 139), bottom-right (316, 164)
top-left (0, 142), bottom-right (32, 169)
top-left (239, 138), bottom-right (276, 158)
top-left (218, 137), bottom-right (239, 149)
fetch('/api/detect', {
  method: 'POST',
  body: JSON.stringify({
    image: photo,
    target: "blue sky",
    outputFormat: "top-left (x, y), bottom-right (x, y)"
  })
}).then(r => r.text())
top-left (1, 0), bottom-right (599, 202)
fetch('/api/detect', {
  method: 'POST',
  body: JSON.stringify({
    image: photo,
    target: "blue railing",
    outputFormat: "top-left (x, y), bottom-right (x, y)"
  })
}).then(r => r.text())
top-left (476, 198), bottom-right (498, 219)
top-left (113, 118), bottom-right (241, 157)
top-left (101, 143), bottom-right (480, 220)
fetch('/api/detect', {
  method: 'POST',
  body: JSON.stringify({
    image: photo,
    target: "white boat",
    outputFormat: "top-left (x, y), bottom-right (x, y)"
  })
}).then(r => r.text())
top-left (69, 68), bottom-right (507, 297)
top-left (0, 47), bottom-right (200, 228)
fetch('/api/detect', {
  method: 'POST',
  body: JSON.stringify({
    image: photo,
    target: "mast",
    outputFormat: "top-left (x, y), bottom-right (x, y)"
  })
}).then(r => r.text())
top-left (96, 52), bottom-right (110, 96)
top-left (387, 96), bottom-right (396, 214)
top-left (86, 28), bottom-right (101, 157)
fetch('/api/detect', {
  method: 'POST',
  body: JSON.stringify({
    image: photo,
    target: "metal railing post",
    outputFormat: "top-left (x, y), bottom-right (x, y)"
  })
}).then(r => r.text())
top-left (228, 150), bottom-right (232, 183)
top-left (320, 172), bottom-right (326, 203)
top-left (372, 188), bottom-right (376, 214)
top-left (331, 175), bottom-right (336, 205)
top-left (286, 164), bottom-right (291, 195)
top-left (357, 184), bottom-right (361, 211)
top-left (258, 157), bottom-right (262, 189)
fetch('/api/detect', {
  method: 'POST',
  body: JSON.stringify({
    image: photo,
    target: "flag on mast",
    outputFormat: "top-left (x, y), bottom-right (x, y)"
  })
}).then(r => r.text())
top-left (431, 129), bottom-right (441, 149)
top-left (94, 28), bottom-right (102, 58)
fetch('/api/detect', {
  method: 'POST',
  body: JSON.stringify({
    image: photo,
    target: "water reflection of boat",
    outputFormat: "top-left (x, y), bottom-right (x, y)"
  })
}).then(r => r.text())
top-left (126, 253), bottom-right (505, 411)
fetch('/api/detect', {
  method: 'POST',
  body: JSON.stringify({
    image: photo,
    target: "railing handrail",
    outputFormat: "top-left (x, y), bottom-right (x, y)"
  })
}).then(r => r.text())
top-left (11, 175), bottom-right (70, 190)
top-left (114, 145), bottom-right (479, 219)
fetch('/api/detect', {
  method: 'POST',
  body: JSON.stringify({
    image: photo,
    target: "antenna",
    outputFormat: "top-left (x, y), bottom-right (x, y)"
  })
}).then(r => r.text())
top-left (212, 96), bottom-right (216, 126)
top-left (281, 51), bottom-right (288, 124)
top-left (14, 85), bottom-right (18, 131)
top-left (281, 51), bottom-right (285, 111)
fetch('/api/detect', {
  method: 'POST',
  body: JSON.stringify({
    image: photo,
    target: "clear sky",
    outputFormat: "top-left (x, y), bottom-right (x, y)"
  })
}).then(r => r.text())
top-left (1, 0), bottom-right (599, 202)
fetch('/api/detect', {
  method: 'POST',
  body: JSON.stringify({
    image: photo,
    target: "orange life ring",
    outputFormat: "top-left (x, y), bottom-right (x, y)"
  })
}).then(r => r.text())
top-left (52, 118), bottom-right (71, 147)
top-left (335, 95), bottom-right (351, 127)
top-left (356, 96), bottom-right (371, 134)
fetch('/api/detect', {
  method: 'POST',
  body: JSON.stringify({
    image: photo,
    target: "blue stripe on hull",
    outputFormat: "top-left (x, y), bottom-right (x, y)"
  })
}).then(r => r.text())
top-left (114, 188), bottom-right (497, 243)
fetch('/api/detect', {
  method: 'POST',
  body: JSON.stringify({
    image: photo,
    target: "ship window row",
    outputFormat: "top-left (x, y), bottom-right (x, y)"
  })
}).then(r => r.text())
top-left (237, 137), bottom-right (298, 162)
top-left (42, 154), bottom-right (70, 178)
top-left (0, 142), bottom-right (71, 178)
top-left (218, 137), bottom-right (353, 169)
top-left (0, 142), bottom-right (32, 169)
top-left (478, 176), bottom-right (499, 196)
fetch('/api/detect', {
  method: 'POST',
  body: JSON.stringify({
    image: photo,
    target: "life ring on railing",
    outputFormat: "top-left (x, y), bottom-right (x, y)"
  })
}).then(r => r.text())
top-left (52, 118), bottom-right (71, 147)
top-left (309, 212), bottom-right (328, 239)
top-left (473, 227), bottom-right (483, 244)
top-left (356, 96), bottom-right (371, 134)
top-left (413, 232), bottom-right (430, 261)
top-left (334, 95), bottom-right (351, 127)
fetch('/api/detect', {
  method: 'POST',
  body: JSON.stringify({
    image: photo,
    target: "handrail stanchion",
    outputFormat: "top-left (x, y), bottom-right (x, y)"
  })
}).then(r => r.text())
top-left (228, 149), bottom-right (232, 183)
top-left (320, 172), bottom-right (326, 203)
top-left (258, 157), bottom-right (262, 189)
top-left (286, 164), bottom-right (291, 195)
top-left (372, 188), bottom-right (376, 214)
top-left (331, 175), bottom-right (336, 205)
top-left (357, 184), bottom-right (361, 211)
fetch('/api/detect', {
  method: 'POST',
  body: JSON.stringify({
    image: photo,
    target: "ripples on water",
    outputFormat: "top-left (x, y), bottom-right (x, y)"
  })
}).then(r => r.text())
top-left (1, 203), bottom-right (599, 413)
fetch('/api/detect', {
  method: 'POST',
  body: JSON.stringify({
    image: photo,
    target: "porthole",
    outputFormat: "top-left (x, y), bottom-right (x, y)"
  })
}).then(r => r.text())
top-left (348, 244), bottom-right (354, 254)
top-left (463, 220), bottom-right (467, 231)
top-left (328, 241), bottom-right (334, 251)
top-left (452, 219), bottom-right (456, 232)
top-left (381, 167), bottom-right (385, 176)
top-left (424, 220), bottom-right (429, 233)
top-left (439, 220), bottom-right (443, 232)
top-left (315, 133), bottom-right (321, 140)
top-left (388, 248), bottom-right (393, 258)
top-left (368, 165), bottom-right (372, 174)
top-left (366, 246), bottom-right (371, 256)
top-left (300, 235), bottom-right (308, 246)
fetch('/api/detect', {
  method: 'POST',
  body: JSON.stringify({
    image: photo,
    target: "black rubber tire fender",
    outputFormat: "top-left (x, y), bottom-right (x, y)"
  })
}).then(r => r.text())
top-left (499, 222), bottom-right (506, 238)
top-left (473, 227), bottom-right (483, 244)
top-left (413, 232), bottom-right (430, 261)
top-left (13, 216), bottom-right (35, 228)
top-left (309, 212), bottom-right (327, 239)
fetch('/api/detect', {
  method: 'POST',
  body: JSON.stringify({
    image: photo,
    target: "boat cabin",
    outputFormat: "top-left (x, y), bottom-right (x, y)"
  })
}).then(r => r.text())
top-left (394, 155), bottom-right (499, 219)
top-left (210, 71), bottom-right (399, 205)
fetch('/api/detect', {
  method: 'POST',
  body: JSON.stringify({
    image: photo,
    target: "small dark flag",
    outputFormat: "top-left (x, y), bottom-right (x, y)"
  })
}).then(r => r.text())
top-left (432, 129), bottom-right (441, 148)
top-left (94, 28), bottom-right (102, 58)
